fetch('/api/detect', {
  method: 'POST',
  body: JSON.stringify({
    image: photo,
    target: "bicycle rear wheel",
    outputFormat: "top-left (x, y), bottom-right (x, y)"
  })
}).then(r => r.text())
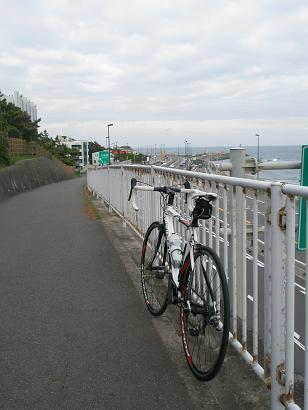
top-left (141, 221), bottom-right (171, 316)
top-left (180, 246), bottom-right (230, 381)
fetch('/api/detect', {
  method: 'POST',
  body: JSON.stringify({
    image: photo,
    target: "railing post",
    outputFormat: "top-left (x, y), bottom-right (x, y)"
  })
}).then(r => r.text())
top-left (151, 166), bottom-right (156, 222)
top-left (270, 183), bottom-right (286, 409)
top-left (121, 166), bottom-right (126, 227)
top-left (222, 185), bottom-right (228, 280)
top-left (108, 166), bottom-right (111, 213)
top-left (283, 195), bottom-right (295, 405)
top-left (231, 186), bottom-right (237, 338)
top-left (305, 202), bottom-right (308, 409)
top-left (264, 190), bottom-right (272, 383)
top-left (230, 147), bottom-right (246, 320)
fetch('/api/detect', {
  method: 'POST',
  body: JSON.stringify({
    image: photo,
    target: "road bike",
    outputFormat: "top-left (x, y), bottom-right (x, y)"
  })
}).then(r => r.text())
top-left (128, 178), bottom-right (230, 381)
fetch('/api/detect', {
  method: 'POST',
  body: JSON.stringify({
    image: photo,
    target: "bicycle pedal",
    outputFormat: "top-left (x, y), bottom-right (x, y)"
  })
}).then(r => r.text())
top-left (215, 323), bottom-right (223, 332)
top-left (189, 327), bottom-right (200, 337)
top-left (210, 314), bottom-right (222, 331)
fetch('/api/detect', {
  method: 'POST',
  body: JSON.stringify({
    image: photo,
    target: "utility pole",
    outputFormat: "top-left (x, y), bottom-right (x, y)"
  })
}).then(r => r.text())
top-left (107, 123), bottom-right (113, 165)
top-left (184, 139), bottom-right (189, 169)
top-left (256, 133), bottom-right (260, 178)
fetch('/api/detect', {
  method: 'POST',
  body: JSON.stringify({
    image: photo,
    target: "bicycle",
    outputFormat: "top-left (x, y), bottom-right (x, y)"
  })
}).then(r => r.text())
top-left (128, 178), bottom-right (230, 381)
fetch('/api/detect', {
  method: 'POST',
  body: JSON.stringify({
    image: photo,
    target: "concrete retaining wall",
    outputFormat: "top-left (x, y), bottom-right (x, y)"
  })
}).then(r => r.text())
top-left (0, 157), bottom-right (71, 202)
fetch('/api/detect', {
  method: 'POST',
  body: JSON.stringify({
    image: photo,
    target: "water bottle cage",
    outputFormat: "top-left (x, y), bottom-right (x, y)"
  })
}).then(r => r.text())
top-left (191, 197), bottom-right (212, 226)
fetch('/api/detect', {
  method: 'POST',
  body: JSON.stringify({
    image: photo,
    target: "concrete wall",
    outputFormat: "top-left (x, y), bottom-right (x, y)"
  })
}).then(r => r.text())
top-left (0, 157), bottom-right (71, 202)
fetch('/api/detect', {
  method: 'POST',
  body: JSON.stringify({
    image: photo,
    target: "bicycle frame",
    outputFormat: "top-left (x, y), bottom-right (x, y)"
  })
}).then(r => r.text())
top-left (128, 178), bottom-right (218, 291)
top-left (164, 204), bottom-right (199, 289)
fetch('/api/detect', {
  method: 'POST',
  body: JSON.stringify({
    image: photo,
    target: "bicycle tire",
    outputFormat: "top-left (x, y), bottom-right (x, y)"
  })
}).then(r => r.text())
top-left (180, 246), bottom-right (230, 381)
top-left (141, 221), bottom-right (171, 316)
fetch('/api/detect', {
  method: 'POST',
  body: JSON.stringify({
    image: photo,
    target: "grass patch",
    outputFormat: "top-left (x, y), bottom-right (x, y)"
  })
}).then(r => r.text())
top-left (83, 185), bottom-right (101, 220)
top-left (10, 155), bottom-right (35, 165)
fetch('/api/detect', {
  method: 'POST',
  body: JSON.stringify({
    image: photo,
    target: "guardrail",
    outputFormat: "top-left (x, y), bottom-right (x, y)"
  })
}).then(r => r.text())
top-left (87, 164), bottom-right (308, 410)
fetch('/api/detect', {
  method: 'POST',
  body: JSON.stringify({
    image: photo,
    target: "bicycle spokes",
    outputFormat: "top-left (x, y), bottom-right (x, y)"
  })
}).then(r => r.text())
top-left (141, 223), bottom-right (171, 316)
top-left (180, 248), bottom-right (230, 381)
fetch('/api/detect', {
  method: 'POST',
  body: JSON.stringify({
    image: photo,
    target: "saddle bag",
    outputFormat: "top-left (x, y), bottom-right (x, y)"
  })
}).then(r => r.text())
top-left (192, 197), bottom-right (212, 221)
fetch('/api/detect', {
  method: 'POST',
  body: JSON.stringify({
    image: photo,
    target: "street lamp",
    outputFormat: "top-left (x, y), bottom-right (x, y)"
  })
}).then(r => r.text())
top-left (255, 133), bottom-right (260, 178)
top-left (107, 123), bottom-right (113, 165)
top-left (255, 133), bottom-right (260, 163)
top-left (184, 140), bottom-right (188, 169)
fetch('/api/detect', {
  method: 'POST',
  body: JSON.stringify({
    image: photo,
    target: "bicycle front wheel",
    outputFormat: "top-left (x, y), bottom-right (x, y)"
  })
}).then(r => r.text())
top-left (141, 221), bottom-right (171, 316)
top-left (180, 246), bottom-right (230, 381)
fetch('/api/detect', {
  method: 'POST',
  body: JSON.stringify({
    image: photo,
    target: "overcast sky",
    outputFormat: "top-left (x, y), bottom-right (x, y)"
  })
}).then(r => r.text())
top-left (1, 0), bottom-right (308, 147)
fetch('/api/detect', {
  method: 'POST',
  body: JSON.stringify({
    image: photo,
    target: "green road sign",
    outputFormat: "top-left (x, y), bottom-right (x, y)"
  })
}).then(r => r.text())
top-left (297, 145), bottom-right (308, 250)
top-left (99, 150), bottom-right (109, 166)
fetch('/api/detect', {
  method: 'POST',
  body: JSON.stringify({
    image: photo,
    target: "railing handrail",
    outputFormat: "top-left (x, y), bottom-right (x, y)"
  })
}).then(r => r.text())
top-left (103, 164), bottom-right (308, 198)
top-left (217, 159), bottom-right (301, 172)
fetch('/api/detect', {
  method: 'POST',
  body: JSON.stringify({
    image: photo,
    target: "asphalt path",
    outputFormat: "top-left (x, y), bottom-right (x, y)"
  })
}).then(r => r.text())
top-left (0, 177), bottom-right (198, 410)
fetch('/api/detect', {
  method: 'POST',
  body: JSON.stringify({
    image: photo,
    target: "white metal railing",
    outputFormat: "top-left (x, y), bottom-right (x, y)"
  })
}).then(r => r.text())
top-left (87, 164), bottom-right (308, 410)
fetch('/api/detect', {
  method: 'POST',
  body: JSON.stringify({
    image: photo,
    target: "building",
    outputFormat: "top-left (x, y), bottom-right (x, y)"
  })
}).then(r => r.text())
top-left (92, 151), bottom-right (100, 166)
top-left (59, 136), bottom-right (89, 170)
top-left (1, 91), bottom-right (38, 122)
top-left (118, 145), bottom-right (133, 154)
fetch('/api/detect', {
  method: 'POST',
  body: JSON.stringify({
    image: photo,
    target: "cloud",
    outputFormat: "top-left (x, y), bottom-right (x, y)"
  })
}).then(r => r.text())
top-left (1, 0), bottom-right (308, 145)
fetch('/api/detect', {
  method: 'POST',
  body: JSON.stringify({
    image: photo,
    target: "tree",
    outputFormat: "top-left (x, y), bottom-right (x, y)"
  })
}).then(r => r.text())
top-left (131, 153), bottom-right (146, 164)
top-left (88, 141), bottom-right (105, 164)
top-left (0, 92), bottom-right (9, 165)
top-left (38, 130), bottom-right (79, 166)
top-left (0, 93), bottom-right (80, 167)
top-left (0, 96), bottom-right (40, 141)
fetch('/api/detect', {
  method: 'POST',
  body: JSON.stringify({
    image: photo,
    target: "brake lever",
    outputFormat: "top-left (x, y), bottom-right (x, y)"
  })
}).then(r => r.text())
top-left (184, 180), bottom-right (191, 204)
top-left (128, 178), bottom-right (137, 201)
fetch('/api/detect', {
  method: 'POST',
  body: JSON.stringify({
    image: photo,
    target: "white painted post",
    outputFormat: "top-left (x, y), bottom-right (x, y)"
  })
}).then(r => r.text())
top-left (223, 185), bottom-right (228, 280)
top-left (270, 183), bottom-right (286, 409)
top-left (230, 147), bottom-right (246, 319)
top-left (231, 186), bottom-right (237, 338)
top-left (252, 192), bottom-right (259, 364)
top-left (151, 166), bottom-right (157, 222)
top-left (284, 195), bottom-right (295, 405)
top-left (305, 201), bottom-right (308, 409)
top-left (242, 188), bottom-right (247, 349)
top-left (108, 166), bottom-right (111, 213)
top-left (121, 166), bottom-right (126, 227)
top-left (263, 190), bottom-right (272, 383)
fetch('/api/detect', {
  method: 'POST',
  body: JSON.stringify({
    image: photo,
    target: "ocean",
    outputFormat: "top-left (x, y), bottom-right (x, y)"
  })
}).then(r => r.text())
top-left (244, 145), bottom-right (301, 184)
top-left (138, 145), bottom-right (302, 185)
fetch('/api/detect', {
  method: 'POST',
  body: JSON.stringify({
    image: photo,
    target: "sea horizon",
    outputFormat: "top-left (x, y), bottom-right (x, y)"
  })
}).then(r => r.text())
top-left (136, 144), bottom-right (302, 184)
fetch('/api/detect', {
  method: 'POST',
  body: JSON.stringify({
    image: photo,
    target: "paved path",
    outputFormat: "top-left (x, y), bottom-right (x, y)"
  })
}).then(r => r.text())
top-left (0, 178), bottom-right (198, 409)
